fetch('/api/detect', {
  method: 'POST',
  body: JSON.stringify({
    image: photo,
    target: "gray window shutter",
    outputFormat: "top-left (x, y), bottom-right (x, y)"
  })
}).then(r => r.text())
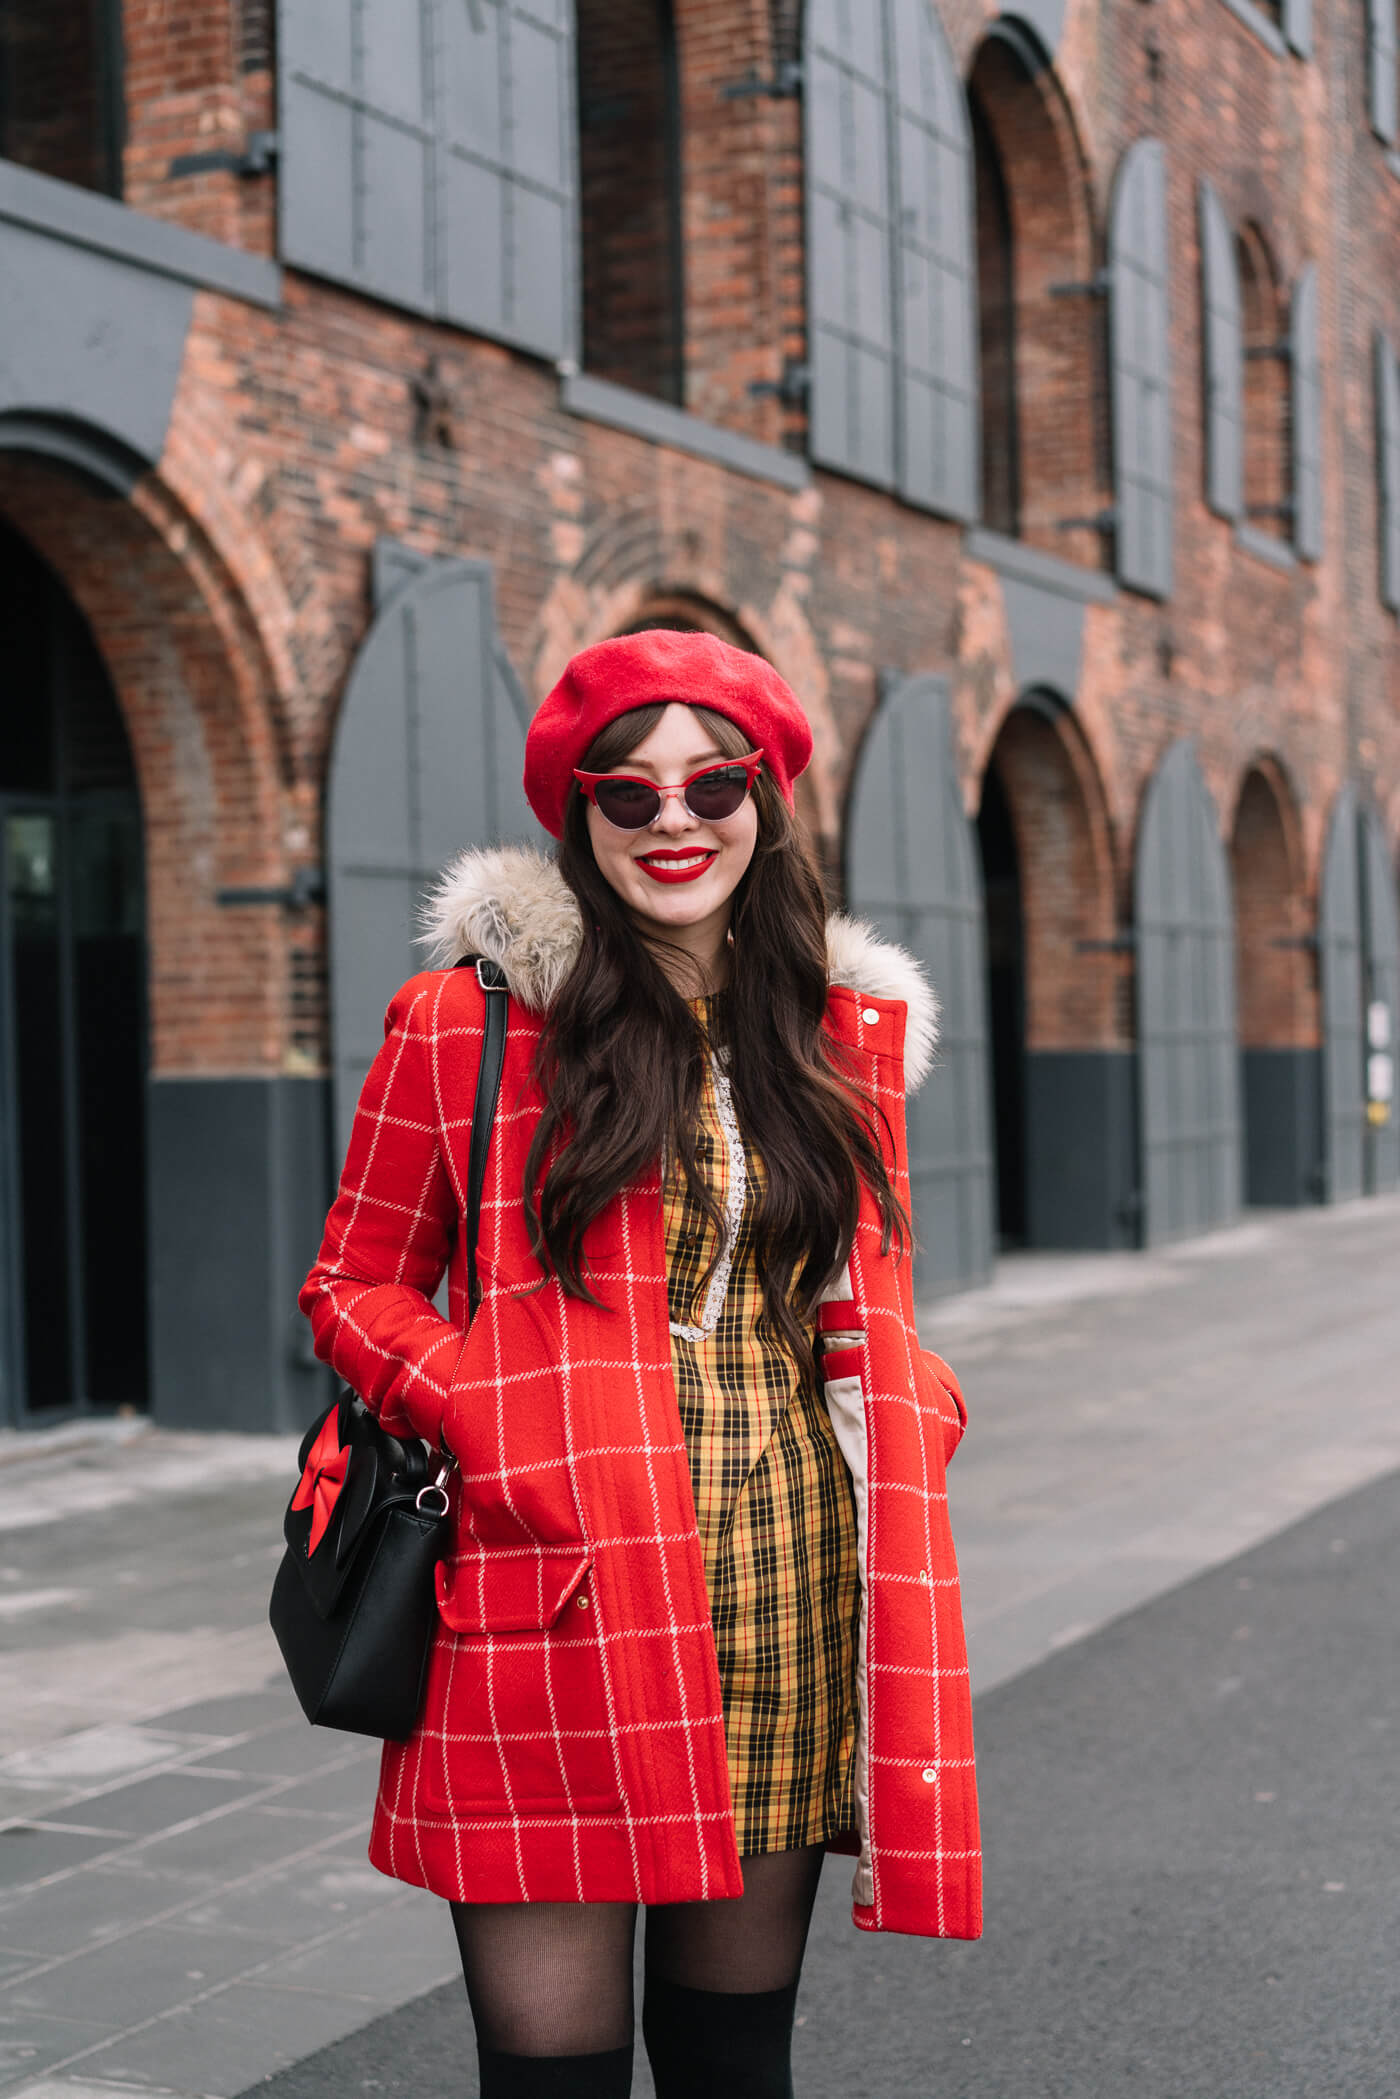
top-left (805, 0), bottom-right (897, 489)
top-left (844, 670), bottom-right (994, 1296)
top-left (1283, 0), bottom-right (1312, 58)
top-left (327, 550), bottom-right (537, 1162)
top-left (1109, 139), bottom-right (1173, 598)
top-left (278, 0), bottom-right (579, 360)
top-left (888, 0), bottom-right (979, 521)
top-left (1369, 0), bottom-right (1398, 143)
top-left (436, 0), bottom-right (579, 359)
top-left (1377, 332), bottom-right (1400, 612)
top-left (1135, 739), bottom-right (1241, 1246)
top-left (1198, 180), bottom-right (1242, 523)
top-left (1291, 264), bottom-right (1323, 562)
top-left (278, 0), bottom-right (434, 312)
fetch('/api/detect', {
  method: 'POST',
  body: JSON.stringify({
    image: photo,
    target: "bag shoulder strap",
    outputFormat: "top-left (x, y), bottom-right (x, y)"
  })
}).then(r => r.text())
top-left (454, 955), bottom-right (510, 1318)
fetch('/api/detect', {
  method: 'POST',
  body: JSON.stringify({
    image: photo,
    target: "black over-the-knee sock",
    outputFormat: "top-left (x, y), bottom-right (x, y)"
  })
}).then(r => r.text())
top-left (477, 2041), bottom-right (633, 2098)
top-left (642, 1975), bottom-right (800, 2099)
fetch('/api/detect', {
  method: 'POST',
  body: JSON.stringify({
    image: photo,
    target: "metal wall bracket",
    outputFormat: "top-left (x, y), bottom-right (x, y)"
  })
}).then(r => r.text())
top-left (168, 131), bottom-right (279, 181)
top-left (748, 358), bottom-right (810, 406)
top-left (721, 61), bottom-right (803, 99)
top-left (1049, 268), bottom-right (1111, 298)
top-left (1076, 931), bottom-right (1137, 953)
top-left (1055, 509), bottom-right (1118, 533)
top-left (1245, 340), bottom-right (1294, 361)
top-left (216, 866), bottom-right (326, 911)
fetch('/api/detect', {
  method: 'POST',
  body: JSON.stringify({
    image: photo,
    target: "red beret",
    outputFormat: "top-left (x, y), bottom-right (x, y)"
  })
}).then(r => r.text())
top-left (524, 630), bottom-right (813, 838)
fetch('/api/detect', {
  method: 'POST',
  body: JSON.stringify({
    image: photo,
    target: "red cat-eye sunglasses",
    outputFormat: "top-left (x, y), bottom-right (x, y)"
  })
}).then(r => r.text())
top-left (572, 752), bottom-right (763, 831)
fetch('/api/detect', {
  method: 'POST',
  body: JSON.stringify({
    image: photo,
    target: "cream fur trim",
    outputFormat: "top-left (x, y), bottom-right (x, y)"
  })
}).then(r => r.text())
top-left (420, 845), bottom-right (939, 1090)
top-left (420, 846), bottom-right (581, 1012)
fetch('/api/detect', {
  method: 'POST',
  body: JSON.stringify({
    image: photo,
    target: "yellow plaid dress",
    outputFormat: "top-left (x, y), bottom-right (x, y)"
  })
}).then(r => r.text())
top-left (664, 1004), bottom-right (860, 1855)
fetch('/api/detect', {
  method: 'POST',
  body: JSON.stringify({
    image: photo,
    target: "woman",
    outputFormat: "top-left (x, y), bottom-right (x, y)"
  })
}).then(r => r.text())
top-left (301, 630), bottom-right (980, 2099)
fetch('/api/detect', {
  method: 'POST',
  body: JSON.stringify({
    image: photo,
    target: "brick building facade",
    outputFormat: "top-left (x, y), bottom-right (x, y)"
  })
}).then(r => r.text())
top-left (0, 0), bottom-right (1396, 1428)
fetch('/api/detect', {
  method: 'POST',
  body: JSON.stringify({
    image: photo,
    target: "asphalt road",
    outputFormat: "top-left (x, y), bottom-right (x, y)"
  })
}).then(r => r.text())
top-left (237, 1465), bottom-right (1400, 2099)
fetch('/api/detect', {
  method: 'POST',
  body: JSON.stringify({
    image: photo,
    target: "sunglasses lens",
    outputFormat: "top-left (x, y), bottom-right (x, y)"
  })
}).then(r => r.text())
top-left (593, 777), bottom-right (662, 828)
top-left (684, 766), bottom-right (752, 820)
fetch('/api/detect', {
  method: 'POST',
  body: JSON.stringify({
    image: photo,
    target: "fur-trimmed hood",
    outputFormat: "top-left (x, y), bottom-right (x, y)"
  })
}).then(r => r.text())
top-left (421, 845), bottom-right (939, 1092)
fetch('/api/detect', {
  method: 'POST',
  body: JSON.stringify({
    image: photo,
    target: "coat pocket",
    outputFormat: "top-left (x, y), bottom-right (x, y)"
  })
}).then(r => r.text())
top-left (420, 1545), bottom-right (622, 1817)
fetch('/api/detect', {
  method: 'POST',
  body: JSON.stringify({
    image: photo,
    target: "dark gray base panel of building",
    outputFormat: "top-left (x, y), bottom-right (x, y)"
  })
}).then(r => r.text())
top-left (1241, 1048), bottom-right (1322, 1208)
top-left (147, 1075), bottom-right (334, 1433)
top-left (1024, 1050), bottom-right (1139, 1250)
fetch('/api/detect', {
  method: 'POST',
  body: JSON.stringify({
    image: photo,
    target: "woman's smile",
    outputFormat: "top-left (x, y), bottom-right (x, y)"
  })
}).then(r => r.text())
top-left (633, 847), bottom-right (720, 883)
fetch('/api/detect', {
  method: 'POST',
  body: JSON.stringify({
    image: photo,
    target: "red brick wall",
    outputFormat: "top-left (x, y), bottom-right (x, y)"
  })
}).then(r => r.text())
top-left (0, 0), bottom-right (1394, 1097)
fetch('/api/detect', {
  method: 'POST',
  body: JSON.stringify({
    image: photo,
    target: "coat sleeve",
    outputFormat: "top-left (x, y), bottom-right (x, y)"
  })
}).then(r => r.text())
top-left (299, 978), bottom-right (466, 1448)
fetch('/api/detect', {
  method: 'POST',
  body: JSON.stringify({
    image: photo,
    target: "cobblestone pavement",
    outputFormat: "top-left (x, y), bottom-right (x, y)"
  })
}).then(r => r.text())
top-left (0, 1193), bottom-right (1396, 2099)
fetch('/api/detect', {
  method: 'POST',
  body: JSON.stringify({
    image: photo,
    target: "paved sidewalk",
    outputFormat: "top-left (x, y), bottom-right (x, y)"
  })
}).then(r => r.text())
top-left (0, 1193), bottom-right (1396, 2098)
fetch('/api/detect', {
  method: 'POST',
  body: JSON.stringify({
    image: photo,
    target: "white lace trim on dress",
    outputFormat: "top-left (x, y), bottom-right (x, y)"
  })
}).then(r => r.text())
top-left (668, 1054), bottom-right (747, 1342)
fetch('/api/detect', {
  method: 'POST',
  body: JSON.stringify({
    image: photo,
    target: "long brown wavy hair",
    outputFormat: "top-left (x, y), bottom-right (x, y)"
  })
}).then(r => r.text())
top-left (522, 702), bottom-right (911, 1386)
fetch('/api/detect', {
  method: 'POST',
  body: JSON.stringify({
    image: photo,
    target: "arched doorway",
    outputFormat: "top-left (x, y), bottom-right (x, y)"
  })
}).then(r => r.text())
top-left (0, 521), bottom-right (147, 1421)
top-left (976, 697), bottom-right (1128, 1249)
top-left (1229, 760), bottom-right (1318, 1205)
top-left (976, 760), bottom-right (1026, 1245)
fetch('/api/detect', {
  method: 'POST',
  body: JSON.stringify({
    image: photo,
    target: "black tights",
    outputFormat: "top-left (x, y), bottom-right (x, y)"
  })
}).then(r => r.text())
top-left (452, 1846), bottom-right (825, 2097)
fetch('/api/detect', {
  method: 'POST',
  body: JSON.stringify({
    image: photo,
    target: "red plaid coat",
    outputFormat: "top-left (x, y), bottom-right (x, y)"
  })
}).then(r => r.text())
top-left (300, 849), bottom-right (981, 1938)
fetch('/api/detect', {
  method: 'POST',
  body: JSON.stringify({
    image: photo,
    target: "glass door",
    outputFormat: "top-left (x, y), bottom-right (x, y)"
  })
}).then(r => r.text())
top-left (0, 523), bottom-right (148, 1423)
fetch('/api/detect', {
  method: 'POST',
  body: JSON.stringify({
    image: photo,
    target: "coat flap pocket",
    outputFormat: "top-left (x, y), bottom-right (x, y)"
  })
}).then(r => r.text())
top-left (435, 1546), bottom-right (592, 1633)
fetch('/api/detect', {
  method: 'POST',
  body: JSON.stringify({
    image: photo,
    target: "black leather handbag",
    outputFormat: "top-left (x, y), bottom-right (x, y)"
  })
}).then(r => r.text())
top-left (269, 956), bottom-right (509, 1739)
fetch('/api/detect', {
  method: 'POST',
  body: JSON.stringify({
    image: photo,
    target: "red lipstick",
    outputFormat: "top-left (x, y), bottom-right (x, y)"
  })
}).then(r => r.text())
top-left (634, 848), bottom-right (718, 885)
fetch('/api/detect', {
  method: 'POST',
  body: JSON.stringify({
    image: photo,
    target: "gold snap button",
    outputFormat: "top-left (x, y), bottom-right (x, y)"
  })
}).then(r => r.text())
top-left (918, 1569), bottom-right (929, 1585)
top-left (575, 1591), bottom-right (590, 1609)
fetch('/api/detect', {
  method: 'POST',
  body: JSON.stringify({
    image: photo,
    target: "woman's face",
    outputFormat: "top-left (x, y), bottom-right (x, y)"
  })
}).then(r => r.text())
top-left (584, 702), bottom-right (759, 945)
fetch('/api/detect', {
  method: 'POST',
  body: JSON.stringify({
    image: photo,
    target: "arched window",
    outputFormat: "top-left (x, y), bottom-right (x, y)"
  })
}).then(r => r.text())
top-left (1238, 225), bottom-right (1289, 542)
top-left (967, 30), bottom-right (1106, 573)
top-left (971, 97), bottom-right (1018, 536)
top-left (1200, 186), bottom-right (1321, 562)
top-left (576, 0), bottom-right (684, 404)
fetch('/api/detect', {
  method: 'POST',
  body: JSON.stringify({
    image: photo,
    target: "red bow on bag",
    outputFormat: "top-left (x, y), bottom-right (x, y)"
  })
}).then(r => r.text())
top-left (290, 1410), bottom-right (350, 1555)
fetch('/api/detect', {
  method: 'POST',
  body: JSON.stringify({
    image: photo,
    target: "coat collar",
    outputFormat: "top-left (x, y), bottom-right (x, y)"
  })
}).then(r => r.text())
top-left (421, 845), bottom-right (939, 1092)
